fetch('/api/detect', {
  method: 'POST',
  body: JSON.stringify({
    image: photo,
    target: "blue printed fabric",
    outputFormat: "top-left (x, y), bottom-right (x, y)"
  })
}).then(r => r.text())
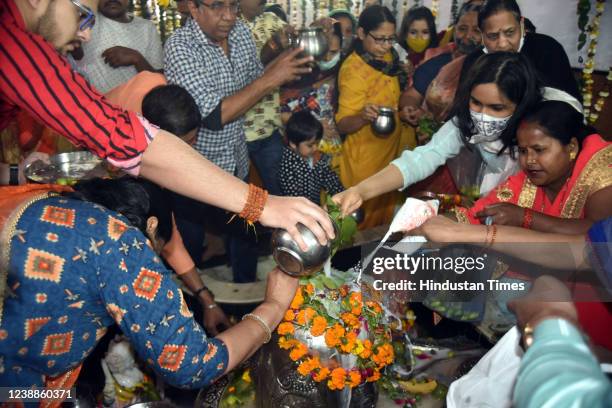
top-left (0, 195), bottom-right (228, 388)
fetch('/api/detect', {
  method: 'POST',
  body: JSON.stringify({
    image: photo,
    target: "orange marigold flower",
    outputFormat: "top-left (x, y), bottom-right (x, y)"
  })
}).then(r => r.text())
top-left (365, 301), bottom-right (382, 314)
top-left (304, 283), bottom-right (315, 295)
top-left (359, 340), bottom-right (373, 359)
top-left (372, 343), bottom-right (394, 367)
top-left (277, 322), bottom-right (295, 336)
top-left (341, 312), bottom-right (360, 328)
top-left (349, 292), bottom-right (362, 315)
top-left (278, 336), bottom-right (298, 350)
top-left (366, 370), bottom-right (381, 382)
top-left (340, 331), bottom-right (357, 353)
top-left (297, 356), bottom-right (321, 376)
top-left (324, 324), bottom-right (345, 348)
top-left (327, 367), bottom-right (346, 390)
top-left (296, 308), bottom-right (316, 326)
top-left (310, 316), bottom-right (327, 337)
top-left (339, 285), bottom-right (349, 297)
top-left (289, 342), bottom-right (308, 361)
top-left (313, 367), bottom-right (330, 382)
top-left (297, 358), bottom-right (316, 376)
top-left (348, 370), bottom-right (362, 388)
top-left (290, 288), bottom-right (304, 309)
top-left (284, 309), bottom-right (295, 321)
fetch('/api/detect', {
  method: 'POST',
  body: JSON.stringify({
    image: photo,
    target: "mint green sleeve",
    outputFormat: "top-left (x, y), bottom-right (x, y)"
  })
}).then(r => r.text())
top-left (390, 119), bottom-right (464, 190)
top-left (513, 318), bottom-right (612, 408)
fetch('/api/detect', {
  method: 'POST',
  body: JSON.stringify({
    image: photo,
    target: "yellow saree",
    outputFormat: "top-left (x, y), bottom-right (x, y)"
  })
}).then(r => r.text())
top-left (335, 52), bottom-right (416, 228)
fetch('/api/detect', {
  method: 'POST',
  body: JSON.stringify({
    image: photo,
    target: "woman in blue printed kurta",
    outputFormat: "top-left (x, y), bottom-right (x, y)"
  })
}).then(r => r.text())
top-left (0, 179), bottom-right (298, 394)
top-left (0, 185), bottom-right (228, 389)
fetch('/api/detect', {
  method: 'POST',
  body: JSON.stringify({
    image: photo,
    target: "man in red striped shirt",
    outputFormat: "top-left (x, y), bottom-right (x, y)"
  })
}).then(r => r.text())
top-left (0, 0), bottom-right (335, 249)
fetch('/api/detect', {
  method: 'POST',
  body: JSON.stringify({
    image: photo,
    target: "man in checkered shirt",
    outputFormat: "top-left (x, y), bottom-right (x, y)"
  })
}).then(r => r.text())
top-left (164, 0), bottom-right (311, 282)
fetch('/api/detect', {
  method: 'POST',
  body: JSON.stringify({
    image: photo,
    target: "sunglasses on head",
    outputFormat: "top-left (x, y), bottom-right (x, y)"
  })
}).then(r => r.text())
top-left (70, 0), bottom-right (96, 31)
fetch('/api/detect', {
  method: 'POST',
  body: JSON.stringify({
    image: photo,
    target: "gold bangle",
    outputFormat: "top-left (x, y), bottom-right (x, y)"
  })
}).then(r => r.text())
top-left (242, 313), bottom-right (272, 344)
top-left (522, 322), bottom-right (534, 349)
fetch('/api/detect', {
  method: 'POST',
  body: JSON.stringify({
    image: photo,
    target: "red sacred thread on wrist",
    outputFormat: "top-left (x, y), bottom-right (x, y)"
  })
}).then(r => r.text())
top-left (489, 225), bottom-right (498, 247)
top-left (238, 183), bottom-right (268, 224)
top-left (522, 208), bottom-right (534, 229)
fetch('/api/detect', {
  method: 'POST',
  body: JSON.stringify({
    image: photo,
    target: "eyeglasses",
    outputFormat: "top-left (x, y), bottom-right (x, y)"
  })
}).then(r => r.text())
top-left (200, 1), bottom-right (240, 15)
top-left (70, 0), bottom-right (96, 31)
top-left (367, 33), bottom-right (396, 45)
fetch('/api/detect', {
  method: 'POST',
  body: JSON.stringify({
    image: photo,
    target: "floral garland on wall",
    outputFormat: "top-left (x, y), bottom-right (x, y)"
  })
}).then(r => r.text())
top-left (577, 0), bottom-right (611, 124)
top-left (450, 0), bottom-right (459, 21)
top-left (430, 0), bottom-right (439, 18)
top-left (133, 0), bottom-right (180, 42)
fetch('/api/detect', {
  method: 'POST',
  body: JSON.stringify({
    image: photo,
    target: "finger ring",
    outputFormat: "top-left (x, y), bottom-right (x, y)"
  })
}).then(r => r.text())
top-left (484, 215), bottom-right (494, 225)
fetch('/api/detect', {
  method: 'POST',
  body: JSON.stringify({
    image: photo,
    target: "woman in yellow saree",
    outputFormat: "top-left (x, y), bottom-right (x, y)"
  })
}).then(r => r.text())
top-left (335, 5), bottom-right (416, 228)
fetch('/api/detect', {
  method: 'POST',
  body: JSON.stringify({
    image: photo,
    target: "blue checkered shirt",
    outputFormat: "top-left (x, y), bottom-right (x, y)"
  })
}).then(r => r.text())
top-left (164, 19), bottom-right (263, 178)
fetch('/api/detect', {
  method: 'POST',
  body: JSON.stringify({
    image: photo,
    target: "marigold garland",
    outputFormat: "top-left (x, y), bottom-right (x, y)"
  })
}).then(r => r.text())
top-left (277, 281), bottom-right (394, 391)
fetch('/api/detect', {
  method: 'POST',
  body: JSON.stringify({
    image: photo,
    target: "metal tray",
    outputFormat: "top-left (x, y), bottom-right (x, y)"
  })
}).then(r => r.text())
top-left (25, 151), bottom-right (105, 183)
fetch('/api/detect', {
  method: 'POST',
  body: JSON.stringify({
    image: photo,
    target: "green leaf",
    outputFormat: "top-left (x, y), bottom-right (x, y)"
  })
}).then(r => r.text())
top-left (322, 276), bottom-right (338, 289)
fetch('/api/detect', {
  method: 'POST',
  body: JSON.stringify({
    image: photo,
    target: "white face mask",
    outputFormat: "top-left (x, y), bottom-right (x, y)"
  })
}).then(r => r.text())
top-left (470, 109), bottom-right (512, 142)
top-left (318, 52), bottom-right (341, 71)
top-left (483, 23), bottom-right (525, 54)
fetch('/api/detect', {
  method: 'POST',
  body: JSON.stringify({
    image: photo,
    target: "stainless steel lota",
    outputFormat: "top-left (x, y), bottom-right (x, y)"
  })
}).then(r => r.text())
top-left (371, 107), bottom-right (396, 137)
top-left (290, 27), bottom-right (329, 60)
top-left (271, 220), bottom-right (338, 277)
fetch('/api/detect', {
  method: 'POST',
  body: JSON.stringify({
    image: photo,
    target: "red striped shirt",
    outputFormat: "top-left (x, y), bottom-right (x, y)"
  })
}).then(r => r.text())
top-left (0, 0), bottom-right (155, 174)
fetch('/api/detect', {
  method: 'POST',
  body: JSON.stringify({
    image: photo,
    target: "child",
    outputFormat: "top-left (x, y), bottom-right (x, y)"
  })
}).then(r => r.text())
top-left (279, 111), bottom-right (344, 204)
top-left (141, 84), bottom-right (201, 145)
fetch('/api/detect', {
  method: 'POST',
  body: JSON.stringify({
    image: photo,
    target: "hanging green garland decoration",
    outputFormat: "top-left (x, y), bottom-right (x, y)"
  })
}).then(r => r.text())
top-left (451, 0), bottom-right (459, 21)
top-left (160, 7), bottom-right (166, 42)
top-left (314, 0), bottom-right (319, 20)
top-left (140, 0), bottom-right (150, 20)
top-left (392, 0), bottom-right (398, 16)
top-left (302, 0), bottom-right (307, 27)
top-left (577, 0), bottom-right (591, 51)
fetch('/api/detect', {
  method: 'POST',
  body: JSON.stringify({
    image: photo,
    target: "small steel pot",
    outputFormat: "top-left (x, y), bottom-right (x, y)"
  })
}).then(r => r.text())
top-left (371, 107), bottom-right (396, 137)
top-left (271, 220), bottom-right (338, 277)
top-left (289, 27), bottom-right (329, 60)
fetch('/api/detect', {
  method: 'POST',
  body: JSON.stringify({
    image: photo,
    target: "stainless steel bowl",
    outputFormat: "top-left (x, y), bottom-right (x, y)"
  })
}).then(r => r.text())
top-left (271, 221), bottom-right (338, 277)
top-left (25, 151), bottom-right (104, 183)
top-left (371, 107), bottom-right (396, 137)
top-left (290, 27), bottom-right (329, 60)
top-left (349, 207), bottom-right (365, 224)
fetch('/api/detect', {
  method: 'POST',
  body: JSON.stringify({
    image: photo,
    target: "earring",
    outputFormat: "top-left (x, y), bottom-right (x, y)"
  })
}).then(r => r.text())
top-left (570, 152), bottom-right (576, 160)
